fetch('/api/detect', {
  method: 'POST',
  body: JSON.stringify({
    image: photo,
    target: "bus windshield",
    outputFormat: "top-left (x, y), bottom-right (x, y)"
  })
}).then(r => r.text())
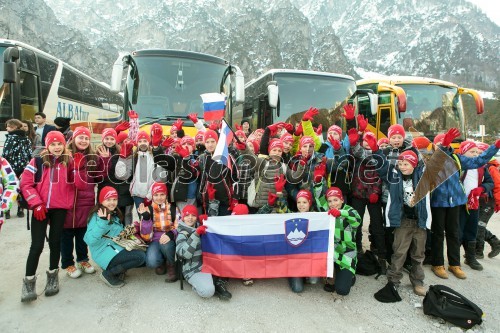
top-left (126, 56), bottom-right (228, 124)
top-left (397, 84), bottom-right (464, 140)
top-left (274, 73), bottom-right (356, 128)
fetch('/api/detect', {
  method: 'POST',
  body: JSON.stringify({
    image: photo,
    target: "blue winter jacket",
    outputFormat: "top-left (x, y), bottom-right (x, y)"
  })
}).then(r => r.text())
top-left (84, 213), bottom-right (124, 269)
top-left (430, 145), bottom-right (498, 208)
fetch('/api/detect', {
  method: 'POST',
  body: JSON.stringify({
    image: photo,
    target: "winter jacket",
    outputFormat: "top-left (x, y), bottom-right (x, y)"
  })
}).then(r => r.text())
top-left (380, 142), bottom-right (415, 203)
top-left (252, 156), bottom-right (288, 208)
top-left (84, 212), bottom-right (124, 269)
top-left (233, 147), bottom-right (257, 201)
top-left (2, 129), bottom-right (32, 176)
top-left (0, 157), bottom-right (19, 229)
top-left (430, 145), bottom-right (498, 208)
top-left (487, 159), bottom-right (500, 205)
top-left (98, 146), bottom-right (134, 207)
top-left (176, 220), bottom-right (203, 280)
top-left (334, 204), bottom-right (361, 274)
top-left (20, 156), bottom-right (84, 210)
top-left (115, 150), bottom-right (155, 199)
top-left (350, 143), bottom-right (381, 200)
top-left (136, 202), bottom-right (177, 243)
top-left (197, 151), bottom-right (238, 207)
top-left (64, 155), bottom-right (109, 229)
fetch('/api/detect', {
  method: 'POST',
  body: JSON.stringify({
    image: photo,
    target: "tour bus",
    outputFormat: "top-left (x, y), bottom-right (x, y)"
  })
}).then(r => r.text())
top-left (235, 69), bottom-right (377, 136)
top-left (1, 39), bottom-right (124, 146)
top-left (356, 76), bottom-right (484, 145)
top-left (109, 49), bottom-right (245, 136)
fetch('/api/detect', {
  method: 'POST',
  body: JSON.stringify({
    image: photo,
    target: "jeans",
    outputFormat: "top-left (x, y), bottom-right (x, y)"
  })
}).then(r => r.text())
top-left (351, 197), bottom-right (386, 258)
top-left (431, 206), bottom-right (461, 266)
top-left (187, 272), bottom-right (215, 298)
top-left (106, 249), bottom-right (146, 277)
top-left (387, 218), bottom-right (426, 287)
top-left (60, 227), bottom-right (89, 269)
top-left (145, 240), bottom-right (176, 268)
top-left (334, 264), bottom-right (355, 296)
top-left (26, 209), bottom-right (67, 276)
top-left (459, 206), bottom-right (479, 242)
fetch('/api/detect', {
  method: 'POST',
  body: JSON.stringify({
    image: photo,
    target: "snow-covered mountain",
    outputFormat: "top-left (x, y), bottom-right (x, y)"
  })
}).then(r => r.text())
top-left (1, 0), bottom-right (498, 91)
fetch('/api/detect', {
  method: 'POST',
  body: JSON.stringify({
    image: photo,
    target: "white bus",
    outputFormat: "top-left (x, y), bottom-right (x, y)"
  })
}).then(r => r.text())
top-left (1, 39), bottom-right (124, 145)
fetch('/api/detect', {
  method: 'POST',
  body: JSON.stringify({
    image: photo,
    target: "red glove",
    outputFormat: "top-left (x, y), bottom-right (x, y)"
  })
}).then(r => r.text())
top-left (470, 187), bottom-right (484, 197)
top-left (313, 159), bottom-right (327, 183)
top-left (120, 140), bottom-right (134, 158)
top-left (283, 123), bottom-right (294, 134)
top-left (347, 128), bottom-right (359, 146)
top-left (267, 122), bottom-right (284, 137)
top-left (229, 198), bottom-right (239, 211)
top-left (315, 124), bottom-right (323, 136)
top-left (198, 214), bottom-right (208, 225)
top-left (495, 139), bottom-right (500, 149)
top-left (468, 194), bottom-right (479, 210)
top-left (441, 128), bottom-right (460, 147)
top-left (162, 137), bottom-right (174, 149)
top-left (209, 121), bottom-right (220, 131)
top-left (207, 183), bottom-right (216, 201)
top-left (328, 208), bottom-right (341, 218)
top-left (173, 119), bottom-right (184, 131)
top-left (234, 141), bottom-right (246, 151)
top-left (364, 134), bottom-right (378, 152)
top-left (294, 123), bottom-right (303, 136)
top-left (175, 145), bottom-right (190, 158)
top-left (34, 204), bottom-right (47, 221)
top-left (357, 114), bottom-right (368, 132)
top-left (73, 152), bottom-right (85, 170)
top-left (187, 113), bottom-right (198, 124)
top-left (303, 107), bottom-right (319, 122)
top-left (115, 121), bottom-right (130, 134)
top-left (369, 193), bottom-right (379, 204)
top-left (196, 225), bottom-right (207, 236)
top-left (342, 104), bottom-right (355, 120)
top-left (328, 134), bottom-right (341, 150)
top-left (275, 174), bottom-right (287, 193)
top-left (128, 110), bottom-right (138, 119)
top-left (235, 123), bottom-right (242, 131)
top-left (150, 123), bottom-right (164, 146)
top-left (143, 198), bottom-right (152, 207)
top-left (268, 192), bottom-right (278, 206)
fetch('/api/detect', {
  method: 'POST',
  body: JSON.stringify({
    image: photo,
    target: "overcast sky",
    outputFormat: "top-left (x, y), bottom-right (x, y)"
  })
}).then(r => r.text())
top-left (466, 0), bottom-right (500, 26)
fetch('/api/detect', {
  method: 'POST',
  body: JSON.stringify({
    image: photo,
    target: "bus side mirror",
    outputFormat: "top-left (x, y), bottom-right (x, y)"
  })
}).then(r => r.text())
top-left (110, 54), bottom-right (125, 93)
top-left (267, 81), bottom-right (278, 108)
top-left (3, 46), bottom-right (20, 83)
top-left (232, 65), bottom-right (245, 103)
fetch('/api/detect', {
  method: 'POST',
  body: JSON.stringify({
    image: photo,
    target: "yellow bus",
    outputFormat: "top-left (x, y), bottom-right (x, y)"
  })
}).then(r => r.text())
top-left (356, 76), bottom-right (484, 144)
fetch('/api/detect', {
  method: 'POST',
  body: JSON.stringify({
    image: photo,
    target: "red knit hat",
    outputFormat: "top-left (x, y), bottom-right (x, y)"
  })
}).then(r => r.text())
top-left (412, 136), bottom-right (431, 150)
top-left (476, 142), bottom-right (489, 151)
top-left (296, 189), bottom-right (312, 206)
top-left (151, 182), bottom-right (167, 196)
top-left (326, 187), bottom-right (343, 200)
top-left (460, 141), bottom-right (477, 155)
top-left (45, 131), bottom-right (66, 147)
top-left (195, 132), bottom-right (205, 142)
top-left (388, 124), bottom-right (405, 138)
top-left (204, 129), bottom-right (218, 142)
top-left (281, 133), bottom-right (294, 144)
top-left (116, 132), bottom-right (128, 144)
top-left (235, 130), bottom-right (247, 139)
top-left (433, 134), bottom-right (445, 145)
top-left (136, 130), bottom-right (150, 143)
top-left (182, 205), bottom-right (198, 219)
top-left (328, 125), bottom-right (342, 137)
top-left (102, 128), bottom-right (117, 141)
top-left (232, 204), bottom-right (249, 215)
top-left (180, 136), bottom-right (195, 147)
top-left (268, 139), bottom-right (284, 153)
top-left (363, 131), bottom-right (376, 142)
top-left (377, 138), bottom-right (389, 146)
top-left (398, 151), bottom-right (418, 168)
top-left (299, 136), bottom-right (314, 149)
top-left (72, 126), bottom-right (91, 139)
top-left (247, 140), bottom-right (259, 154)
top-left (99, 186), bottom-right (118, 204)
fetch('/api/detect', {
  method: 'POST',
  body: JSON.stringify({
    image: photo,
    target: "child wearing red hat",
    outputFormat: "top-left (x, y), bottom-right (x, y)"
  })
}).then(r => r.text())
top-left (20, 131), bottom-right (86, 302)
top-left (136, 182), bottom-right (177, 281)
top-left (324, 187), bottom-right (361, 296)
top-left (85, 186), bottom-right (146, 288)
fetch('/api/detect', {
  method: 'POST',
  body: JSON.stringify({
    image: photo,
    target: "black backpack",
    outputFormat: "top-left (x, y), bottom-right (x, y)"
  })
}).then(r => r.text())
top-left (356, 250), bottom-right (381, 277)
top-left (423, 285), bottom-right (483, 329)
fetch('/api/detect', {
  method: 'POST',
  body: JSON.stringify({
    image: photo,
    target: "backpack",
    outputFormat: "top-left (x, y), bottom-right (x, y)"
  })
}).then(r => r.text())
top-left (355, 250), bottom-right (381, 277)
top-left (423, 285), bottom-right (483, 329)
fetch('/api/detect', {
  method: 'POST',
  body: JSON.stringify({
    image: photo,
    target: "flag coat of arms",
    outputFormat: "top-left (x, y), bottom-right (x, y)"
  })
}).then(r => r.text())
top-left (201, 212), bottom-right (335, 278)
top-left (200, 92), bottom-right (226, 121)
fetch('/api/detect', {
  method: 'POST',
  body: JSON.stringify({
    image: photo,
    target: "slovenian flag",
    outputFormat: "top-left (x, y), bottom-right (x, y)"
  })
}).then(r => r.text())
top-left (201, 212), bottom-right (335, 278)
top-left (201, 92), bottom-right (226, 121)
top-left (213, 119), bottom-right (234, 169)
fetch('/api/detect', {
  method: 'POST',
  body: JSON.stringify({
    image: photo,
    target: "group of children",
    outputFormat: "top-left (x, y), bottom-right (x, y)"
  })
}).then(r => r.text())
top-left (2, 105), bottom-right (499, 303)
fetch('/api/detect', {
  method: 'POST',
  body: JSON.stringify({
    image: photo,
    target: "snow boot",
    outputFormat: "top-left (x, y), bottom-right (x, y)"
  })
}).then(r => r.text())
top-left (45, 269), bottom-right (60, 296)
top-left (464, 241), bottom-right (483, 271)
top-left (21, 276), bottom-right (37, 302)
top-left (475, 225), bottom-right (486, 259)
top-left (486, 231), bottom-right (500, 258)
top-left (165, 263), bottom-right (178, 283)
top-left (214, 277), bottom-right (232, 301)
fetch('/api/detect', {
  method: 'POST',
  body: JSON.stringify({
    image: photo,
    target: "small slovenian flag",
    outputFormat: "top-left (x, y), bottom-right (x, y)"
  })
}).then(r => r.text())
top-left (201, 92), bottom-right (226, 121)
top-left (213, 119), bottom-right (234, 170)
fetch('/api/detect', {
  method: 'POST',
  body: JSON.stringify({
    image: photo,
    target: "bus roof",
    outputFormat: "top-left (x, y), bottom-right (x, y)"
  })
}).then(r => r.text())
top-left (0, 39), bottom-right (116, 91)
top-left (131, 49), bottom-right (228, 65)
top-left (247, 69), bottom-right (354, 87)
top-left (357, 76), bottom-right (459, 88)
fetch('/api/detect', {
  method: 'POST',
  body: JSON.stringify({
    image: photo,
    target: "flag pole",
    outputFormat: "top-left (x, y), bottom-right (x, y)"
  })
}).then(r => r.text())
top-left (222, 118), bottom-right (243, 144)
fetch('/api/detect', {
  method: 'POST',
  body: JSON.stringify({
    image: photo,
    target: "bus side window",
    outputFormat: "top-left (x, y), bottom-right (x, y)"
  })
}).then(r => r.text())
top-left (38, 56), bottom-right (58, 106)
top-left (379, 107), bottom-right (391, 137)
top-left (20, 72), bottom-right (40, 120)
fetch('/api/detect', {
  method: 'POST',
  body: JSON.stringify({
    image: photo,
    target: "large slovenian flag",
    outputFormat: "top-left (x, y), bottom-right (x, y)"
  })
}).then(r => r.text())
top-left (201, 212), bottom-right (335, 278)
top-left (201, 92), bottom-right (226, 121)
top-left (213, 119), bottom-right (234, 169)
